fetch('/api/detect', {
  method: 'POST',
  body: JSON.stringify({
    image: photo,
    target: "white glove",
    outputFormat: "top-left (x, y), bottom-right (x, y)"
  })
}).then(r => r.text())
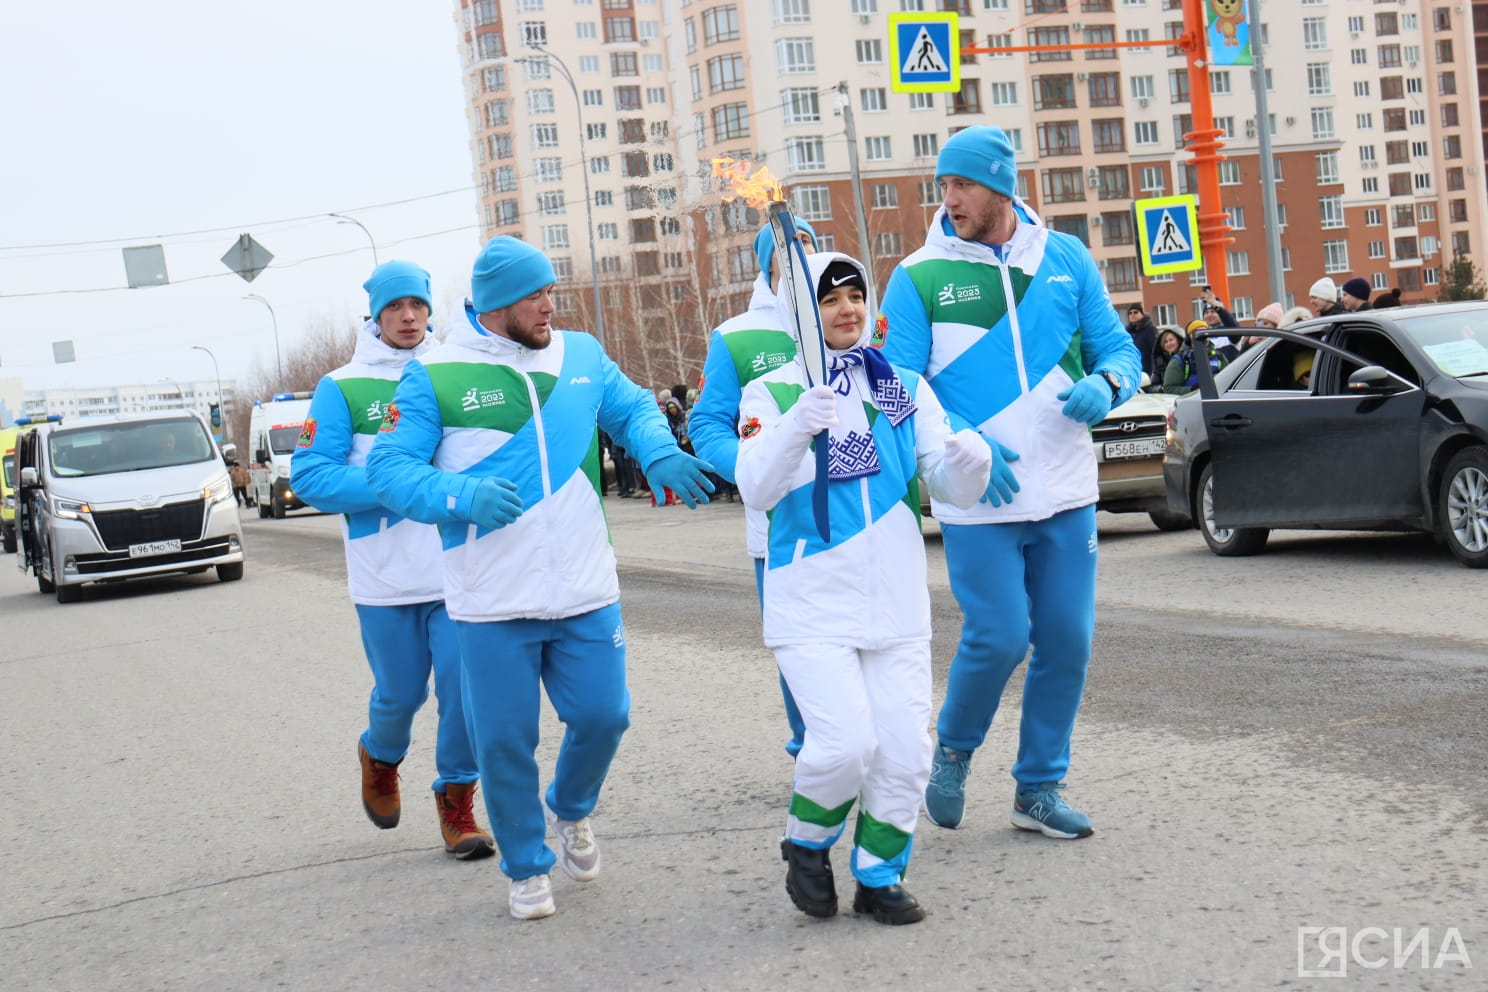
top-left (943, 430), bottom-right (992, 475)
top-left (791, 384), bottom-right (838, 434)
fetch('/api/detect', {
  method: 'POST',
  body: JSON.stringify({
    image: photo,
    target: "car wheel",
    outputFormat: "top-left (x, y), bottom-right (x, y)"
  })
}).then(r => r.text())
top-left (56, 581), bottom-right (82, 604)
top-left (257, 499), bottom-right (271, 519)
top-left (1198, 464), bottom-right (1269, 556)
top-left (271, 495), bottom-right (286, 519)
top-left (217, 562), bottom-right (244, 582)
top-left (2, 524), bottom-right (15, 554)
top-left (1438, 446), bottom-right (1488, 568)
top-left (36, 565), bottom-right (54, 594)
top-left (1148, 508), bottom-right (1192, 532)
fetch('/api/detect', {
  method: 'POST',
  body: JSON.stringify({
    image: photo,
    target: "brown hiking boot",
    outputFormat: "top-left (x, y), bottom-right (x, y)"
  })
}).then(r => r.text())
top-left (436, 781), bottom-right (496, 860)
top-left (358, 741), bottom-right (402, 829)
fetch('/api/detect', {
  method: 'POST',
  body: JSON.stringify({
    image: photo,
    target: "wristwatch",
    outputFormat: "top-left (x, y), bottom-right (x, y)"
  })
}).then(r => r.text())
top-left (1101, 371), bottom-right (1122, 400)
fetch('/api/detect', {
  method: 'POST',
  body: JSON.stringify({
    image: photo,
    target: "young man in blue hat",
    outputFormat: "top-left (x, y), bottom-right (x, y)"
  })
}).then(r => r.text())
top-left (880, 125), bottom-right (1142, 840)
top-left (365, 236), bottom-right (715, 920)
top-left (292, 260), bottom-right (494, 861)
top-left (688, 216), bottom-right (818, 759)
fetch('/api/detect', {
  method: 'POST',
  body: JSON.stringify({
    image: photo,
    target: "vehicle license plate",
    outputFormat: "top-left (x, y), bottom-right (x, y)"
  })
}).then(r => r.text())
top-left (129, 539), bottom-right (182, 558)
top-left (1103, 437), bottom-right (1166, 460)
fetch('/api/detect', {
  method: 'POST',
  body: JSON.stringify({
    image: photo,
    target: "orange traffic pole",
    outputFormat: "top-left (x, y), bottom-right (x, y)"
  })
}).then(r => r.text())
top-left (1181, 0), bottom-right (1232, 302)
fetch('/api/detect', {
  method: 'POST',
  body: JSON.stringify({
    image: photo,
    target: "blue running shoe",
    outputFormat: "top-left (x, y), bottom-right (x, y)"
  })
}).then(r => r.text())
top-left (924, 744), bottom-right (972, 828)
top-left (1011, 782), bottom-right (1094, 839)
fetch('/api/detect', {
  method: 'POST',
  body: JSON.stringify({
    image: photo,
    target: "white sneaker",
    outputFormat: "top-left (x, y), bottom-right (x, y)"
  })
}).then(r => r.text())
top-left (545, 803), bottom-right (601, 882)
top-left (508, 874), bottom-right (556, 920)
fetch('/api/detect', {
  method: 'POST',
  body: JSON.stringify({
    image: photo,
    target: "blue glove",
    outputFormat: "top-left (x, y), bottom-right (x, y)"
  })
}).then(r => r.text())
top-left (1058, 375), bottom-right (1114, 426)
top-left (645, 452), bottom-right (717, 508)
top-left (468, 477), bottom-right (523, 529)
top-left (981, 440), bottom-right (1021, 507)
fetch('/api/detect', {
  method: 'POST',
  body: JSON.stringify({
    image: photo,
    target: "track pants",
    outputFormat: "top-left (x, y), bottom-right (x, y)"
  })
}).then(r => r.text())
top-left (355, 601), bottom-right (477, 792)
top-left (755, 556), bottom-right (806, 758)
top-left (455, 604), bottom-right (630, 880)
top-left (777, 640), bottom-right (932, 888)
top-left (937, 504), bottom-right (1098, 787)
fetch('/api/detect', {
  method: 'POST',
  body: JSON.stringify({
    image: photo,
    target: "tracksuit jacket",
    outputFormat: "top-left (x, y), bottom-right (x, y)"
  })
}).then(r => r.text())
top-left (291, 322), bottom-right (442, 605)
top-left (689, 273), bottom-right (795, 559)
top-left (879, 204), bottom-right (1143, 525)
top-left (363, 308), bottom-right (680, 623)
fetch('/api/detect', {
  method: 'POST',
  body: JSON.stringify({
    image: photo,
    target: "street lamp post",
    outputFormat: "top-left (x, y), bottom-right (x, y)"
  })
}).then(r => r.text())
top-left (329, 213), bottom-right (380, 267)
top-left (192, 344), bottom-right (225, 439)
top-left (526, 45), bottom-right (606, 350)
top-left (243, 294), bottom-right (283, 381)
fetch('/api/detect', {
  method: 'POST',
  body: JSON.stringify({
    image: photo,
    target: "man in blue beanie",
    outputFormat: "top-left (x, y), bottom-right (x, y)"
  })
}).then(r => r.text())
top-left (688, 214), bottom-right (817, 760)
top-left (880, 124), bottom-right (1142, 840)
top-left (292, 260), bottom-right (495, 861)
top-left (365, 235), bottom-right (715, 920)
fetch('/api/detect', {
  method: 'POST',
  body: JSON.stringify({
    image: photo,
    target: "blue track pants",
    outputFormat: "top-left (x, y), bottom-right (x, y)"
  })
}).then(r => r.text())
top-left (937, 505), bottom-right (1098, 786)
top-left (455, 604), bottom-right (631, 880)
top-left (355, 601), bottom-right (477, 792)
top-left (757, 556), bottom-right (807, 758)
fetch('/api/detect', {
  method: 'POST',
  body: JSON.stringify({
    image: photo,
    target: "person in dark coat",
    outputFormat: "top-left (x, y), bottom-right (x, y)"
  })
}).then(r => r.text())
top-left (1124, 303), bottom-right (1158, 378)
top-left (1340, 277), bottom-right (1373, 312)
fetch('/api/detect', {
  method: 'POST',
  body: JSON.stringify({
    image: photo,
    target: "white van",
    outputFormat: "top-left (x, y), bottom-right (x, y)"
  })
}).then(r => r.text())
top-left (248, 392), bottom-right (313, 518)
top-left (15, 411), bottom-right (245, 603)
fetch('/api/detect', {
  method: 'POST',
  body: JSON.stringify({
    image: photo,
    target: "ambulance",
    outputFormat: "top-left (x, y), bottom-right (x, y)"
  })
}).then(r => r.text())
top-left (247, 392), bottom-right (314, 518)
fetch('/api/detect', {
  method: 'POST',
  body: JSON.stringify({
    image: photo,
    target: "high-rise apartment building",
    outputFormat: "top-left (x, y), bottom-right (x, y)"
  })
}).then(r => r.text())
top-left (454, 0), bottom-right (1488, 382)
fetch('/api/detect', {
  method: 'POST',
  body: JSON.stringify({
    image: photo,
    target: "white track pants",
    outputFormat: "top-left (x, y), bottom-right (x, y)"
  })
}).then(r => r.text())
top-left (776, 640), bottom-right (932, 886)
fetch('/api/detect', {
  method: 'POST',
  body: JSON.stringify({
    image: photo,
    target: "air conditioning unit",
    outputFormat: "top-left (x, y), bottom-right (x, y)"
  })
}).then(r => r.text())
top-left (1077, 72), bottom-right (1089, 82)
top-left (1071, 23), bottom-right (1084, 32)
top-left (1138, 97), bottom-right (1150, 108)
top-left (858, 13), bottom-right (870, 24)
top-left (1284, 116), bottom-right (1297, 125)
top-left (1406, 58), bottom-right (1418, 67)
top-left (1244, 119), bottom-right (1256, 136)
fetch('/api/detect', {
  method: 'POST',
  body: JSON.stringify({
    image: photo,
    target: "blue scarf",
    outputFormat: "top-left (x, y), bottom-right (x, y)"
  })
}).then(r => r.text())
top-left (823, 347), bottom-right (916, 481)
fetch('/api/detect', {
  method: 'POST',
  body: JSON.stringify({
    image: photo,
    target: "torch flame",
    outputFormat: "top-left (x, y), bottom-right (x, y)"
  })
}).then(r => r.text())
top-left (711, 157), bottom-right (783, 209)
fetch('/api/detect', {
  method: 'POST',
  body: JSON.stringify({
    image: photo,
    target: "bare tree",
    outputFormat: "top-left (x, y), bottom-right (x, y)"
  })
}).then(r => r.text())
top-left (228, 312), bottom-right (359, 451)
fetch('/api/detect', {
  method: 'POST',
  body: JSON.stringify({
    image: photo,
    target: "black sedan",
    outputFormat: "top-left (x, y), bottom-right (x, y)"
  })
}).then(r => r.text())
top-left (1163, 301), bottom-right (1488, 567)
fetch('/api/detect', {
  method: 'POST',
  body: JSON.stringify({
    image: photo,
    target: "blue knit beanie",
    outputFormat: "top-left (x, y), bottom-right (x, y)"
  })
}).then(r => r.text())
top-left (753, 217), bottom-right (818, 279)
top-left (935, 125), bottom-right (1017, 198)
top-left (363, 261), bottom-right (432, 319)
top-left (471, 236), bottom-right (557, 313)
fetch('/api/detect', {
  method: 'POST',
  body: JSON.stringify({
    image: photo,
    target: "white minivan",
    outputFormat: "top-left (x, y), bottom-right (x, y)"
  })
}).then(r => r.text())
top-left (15, 411), bottom-right (245, 602)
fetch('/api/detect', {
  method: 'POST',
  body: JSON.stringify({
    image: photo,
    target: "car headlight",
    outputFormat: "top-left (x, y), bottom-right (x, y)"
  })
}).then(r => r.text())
top-left (52, 497), bottom-right (91, 519)
top-left (204, 479), bottom-right (234, 505)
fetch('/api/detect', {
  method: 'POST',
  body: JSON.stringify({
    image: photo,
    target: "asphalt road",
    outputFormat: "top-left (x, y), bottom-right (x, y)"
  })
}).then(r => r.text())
top-left (0, 499), bottom-right (1482, 991)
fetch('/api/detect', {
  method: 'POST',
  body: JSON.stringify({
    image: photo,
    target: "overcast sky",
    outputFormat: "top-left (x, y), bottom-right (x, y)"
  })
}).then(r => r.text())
top-left (0, 1), bottom-right (483, 394)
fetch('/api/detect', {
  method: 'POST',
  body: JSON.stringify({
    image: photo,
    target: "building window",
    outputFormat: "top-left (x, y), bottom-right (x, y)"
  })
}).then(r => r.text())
top-left (778, 38), bottom-right (816, 73)
top-left (1096, 165), bottom-right (1129, 200)
top-left (856, 39), bottom-right (883, 63)
top-left (1310, 107), bottom-right (1335, 140)
top-left (701, 3), bottom-right (739, 42)
top-left (1306, 64), bottom-right (1331, 97)
top-left (603, 16), bottom-right (635, 42)
top-left (912, 133), bottom-right (938, 158)
top-left (1091, 119), bottom-right (1125, 154)
top-left (920, 180), bottom-right (943, 205)
top-left (860, 87), bottom-right (887, 113)
top-left (1302, 17), bottom-right (1326, 50)
top-left (793, 184), bottom-right (832, 220)
top-left (871, 183), bottom-right (899, 209)
top-left (786, 136), bottom-right (826, 172)
top-left (614, 86), bottom-right (642, 110)
top-left (1316, 151), bottom-right (1340, 185)
top-left (1133, 121), bottom-right (1159, 146)
top-left (1101, 211), bottom-right (1134, 247)
top-left (865, 136), bottom-right (892, 160)
top-left (1323, 240), bottom-right (1349, 273)
top-left (542, 224), bottom-right (569, 250)
top-left (712, 102), bottom-right (750, 140)
top-left (1036, 121), bottom-right (1081, 157)
top-left (528, 89), bottom-right (555, 114)
top-left (874, 232), bottom-right (903, 256)
top-left (536, 157), bottom-right (563, 182)
top-left (537, 191), bottom-right (566, 215)
top-left (783, 88), bottom-right (821, 124)
top-left (611, 52), bottom-right (638, 76)
top-left (773, 0), bottom-right (812, 25)
top-left (1041, 168), bottom-right (1086, 204)
top-left (708, 54), bottom-right (746, 93)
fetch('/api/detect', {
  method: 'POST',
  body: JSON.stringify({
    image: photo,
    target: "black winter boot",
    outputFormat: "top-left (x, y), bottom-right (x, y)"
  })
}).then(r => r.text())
top-left (780, 839), bottom-right (837, 917)
top-left (852, 882), bottom-right (926, 925)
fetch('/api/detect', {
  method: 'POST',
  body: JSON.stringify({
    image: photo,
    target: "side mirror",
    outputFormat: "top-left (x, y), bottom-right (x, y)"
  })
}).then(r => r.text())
top-left (255, 448), bottom-right (269, 464)
top-left (1346, 365), bottom-right (1406, 395)
top-left (220, 442), bottom-right (238, 464)
top-left (20, 466), bottom-right (37, 487)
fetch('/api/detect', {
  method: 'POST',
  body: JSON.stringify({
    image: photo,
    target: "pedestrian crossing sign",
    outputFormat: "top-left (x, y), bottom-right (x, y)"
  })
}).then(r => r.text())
top-left (1134, 194), bottom-right (1204, 275)
top-left (888, 12), bottom-right (960, 93)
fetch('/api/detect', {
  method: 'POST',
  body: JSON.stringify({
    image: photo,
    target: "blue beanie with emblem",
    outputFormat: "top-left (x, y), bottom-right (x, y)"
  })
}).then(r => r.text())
top-left (471, 235), bottom-right (557, 313)
top-left (753, 217), bottom-right (819, 279)
top-left (935, 125), bottom-right (1017, 198)
top-left (363, 261), bottom-right (432, 319)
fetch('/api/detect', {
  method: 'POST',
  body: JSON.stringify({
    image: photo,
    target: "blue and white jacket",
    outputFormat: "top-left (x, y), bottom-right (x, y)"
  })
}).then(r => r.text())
top-left (879, 203), bottom-right (1142, 525)
top-left (736, 254), bottom-right (988, 649)
top-left (364, 307), bottom-right (680, 623)
top-left (291, 322), bottom-right (442, 606)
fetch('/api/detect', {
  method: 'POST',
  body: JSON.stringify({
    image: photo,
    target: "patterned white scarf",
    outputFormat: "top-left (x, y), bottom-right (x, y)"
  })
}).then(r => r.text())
top-left (823, 348), bottom-right (915, 481)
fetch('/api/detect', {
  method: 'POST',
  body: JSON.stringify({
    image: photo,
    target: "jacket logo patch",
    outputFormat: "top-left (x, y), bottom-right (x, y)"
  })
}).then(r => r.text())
top-left (365, 400), bottom-right (385, 422)
top-left (1046, 274), bottom-right (1074, 284)
top-left (870, 314), bottom-right (888, 348)
top-left (740, 416), bottom-right (762, 440)
top-left (296, 417), bottom-right (317, 448)
top-left (378, 404), bottom-right (400, 434)
top-left (937, 283), bottom-right (981, 306)
top-left (750, 351), bottom-right (791, 375)
top-left (461, 386), bottom-right (507, 411)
